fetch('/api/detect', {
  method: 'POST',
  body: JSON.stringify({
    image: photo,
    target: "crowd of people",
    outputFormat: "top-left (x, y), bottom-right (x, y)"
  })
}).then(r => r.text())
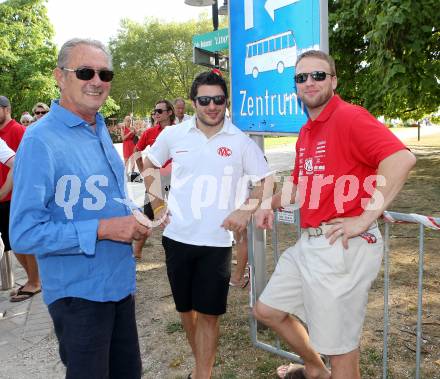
top-left (0, 96), bottom-right (43, 302)
top-left (0, 37), bottom-right (416, 379)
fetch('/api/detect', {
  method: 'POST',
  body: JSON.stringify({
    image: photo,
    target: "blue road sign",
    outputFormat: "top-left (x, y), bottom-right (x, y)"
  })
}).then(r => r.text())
top-left (230, 0), bottom-right (328, 134)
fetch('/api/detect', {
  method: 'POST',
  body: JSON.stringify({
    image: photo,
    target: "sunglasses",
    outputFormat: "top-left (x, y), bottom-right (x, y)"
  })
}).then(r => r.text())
top-left (34, 111), bottom-right (47, 115)
top-left (195, 95), bottom-right (226, 106)
top-left (62, 67), bottom-right (114, 82)
top-left (294, 71), bottom-right (334, 84)
top-left (153, 109), bottom-right (168, 114)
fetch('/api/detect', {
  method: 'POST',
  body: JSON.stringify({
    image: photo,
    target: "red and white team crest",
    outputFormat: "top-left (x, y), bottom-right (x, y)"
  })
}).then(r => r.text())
top-left (304, 158), bottom-right (313, 173)
top-left (217, 146), bottom-right (232, 157)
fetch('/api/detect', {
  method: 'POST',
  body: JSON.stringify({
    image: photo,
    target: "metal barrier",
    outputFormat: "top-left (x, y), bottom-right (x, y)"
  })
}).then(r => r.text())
top-left (248, 206), bottom-right (303, 363)
top-left (248, 209), bottom-right (440, 378)
top-left (381, 211), bottom-right (440, 379)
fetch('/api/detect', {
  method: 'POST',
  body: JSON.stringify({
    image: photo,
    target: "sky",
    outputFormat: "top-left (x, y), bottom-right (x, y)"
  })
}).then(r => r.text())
top-left (46, 0), bottom-right (210, 47)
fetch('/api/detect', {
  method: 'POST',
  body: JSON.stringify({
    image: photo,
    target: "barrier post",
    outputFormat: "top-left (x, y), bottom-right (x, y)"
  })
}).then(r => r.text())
top-left (382, 223), bottom-right (390, 379)
top-left (415, 224), bottom-right (425, 379)
top-left (0, 250), bottom-right (14, 290)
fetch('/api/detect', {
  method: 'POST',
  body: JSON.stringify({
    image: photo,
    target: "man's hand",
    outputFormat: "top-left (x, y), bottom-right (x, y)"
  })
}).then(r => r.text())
top-left (152, 205), bottom-right (170, 229)
top-left (97, 215), bottom-right (151, 243)
top-left (221, 209), bottom-right (252, 234)
top-left (254, 208), bottom-right (275, 230)
top-left (325, 216), bottom-right (374, 249)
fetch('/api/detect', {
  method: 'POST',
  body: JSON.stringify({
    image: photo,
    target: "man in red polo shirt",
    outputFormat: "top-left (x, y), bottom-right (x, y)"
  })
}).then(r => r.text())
top-left (134, 99), bottom-right (175, 174)
top-left (252, 51), bottom-right (416, 379)
top-left (132, 99), bottom-right (175, 259)
top-left (0, 95), bottom-right (41, 302)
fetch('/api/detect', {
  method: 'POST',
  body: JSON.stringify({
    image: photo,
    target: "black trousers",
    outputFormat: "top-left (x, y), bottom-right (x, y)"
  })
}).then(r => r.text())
top-left (48, 295), bottom-right (141, 379)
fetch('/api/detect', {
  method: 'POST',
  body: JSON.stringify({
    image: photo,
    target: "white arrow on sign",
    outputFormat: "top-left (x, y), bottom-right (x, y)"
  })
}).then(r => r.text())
top-left (264, 0), bottom-right (300, 21)
top-left (244, 0), bottom-right (254, 30)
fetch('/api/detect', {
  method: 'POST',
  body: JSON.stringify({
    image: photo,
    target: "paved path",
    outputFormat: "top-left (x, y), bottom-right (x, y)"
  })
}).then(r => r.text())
top-left (0, 256), bottom-right (62, 378)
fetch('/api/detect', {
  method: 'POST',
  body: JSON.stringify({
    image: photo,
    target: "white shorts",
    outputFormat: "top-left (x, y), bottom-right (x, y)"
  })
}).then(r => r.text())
top-left (259, 225), bottom-right (383, 355)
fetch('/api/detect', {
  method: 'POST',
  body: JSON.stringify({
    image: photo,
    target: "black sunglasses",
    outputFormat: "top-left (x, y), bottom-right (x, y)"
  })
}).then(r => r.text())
top-left (34, 111), bottom-right (47, 115)
top-left (62, 67), bottom-right (114, 82)
top-left (195, 95), bottom-right (227, 106)
top-left (294, 71), bottom-right (334, 84)
top-left (153, 109), bottom-right (168, 114)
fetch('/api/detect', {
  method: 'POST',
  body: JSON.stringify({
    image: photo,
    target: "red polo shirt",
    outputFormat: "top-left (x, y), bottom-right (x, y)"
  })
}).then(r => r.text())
top-left (0, 119), bottom-right (25, 202)
top-left (136, 124), bottom-right (164, 151)
top-left (136, 124), bottom-right (171, 171)
top-left (291, 95), bottom-right (406, 227)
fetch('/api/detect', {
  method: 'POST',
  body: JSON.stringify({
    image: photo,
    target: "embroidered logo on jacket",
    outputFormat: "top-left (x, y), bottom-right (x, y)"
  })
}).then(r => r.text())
top-left (217, 147), bottom-right (232, 157)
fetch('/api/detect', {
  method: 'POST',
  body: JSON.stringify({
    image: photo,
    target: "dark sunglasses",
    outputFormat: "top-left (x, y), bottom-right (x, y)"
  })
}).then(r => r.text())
top-left (195, 95), bottom-right (227, 106)
top-left (62, 67), bottom-right (114, 82)
top-left (294, 71), bottom-right (334, 84)
top-left (153, 108), bottom-right (168, 114)
top-left (34, 111), bottom-right (47, 115)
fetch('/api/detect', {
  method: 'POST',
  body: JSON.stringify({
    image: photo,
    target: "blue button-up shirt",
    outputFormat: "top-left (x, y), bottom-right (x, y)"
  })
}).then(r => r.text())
top-left (10, 100), bottom-right (135, 305)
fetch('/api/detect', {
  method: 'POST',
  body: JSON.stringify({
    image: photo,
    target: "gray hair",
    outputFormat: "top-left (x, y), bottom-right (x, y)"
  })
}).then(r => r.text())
top-left (57, 38), bottom-right (112, 70)
top-left (295, 50), bottom-right (336, 76)
top-left (20, 113), bottom-right (34, 124)
top-left (174, 97), bottom-right (186, 106)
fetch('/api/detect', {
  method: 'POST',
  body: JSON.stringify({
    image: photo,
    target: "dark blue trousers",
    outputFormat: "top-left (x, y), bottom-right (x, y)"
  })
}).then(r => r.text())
top-left (48, 295), bottom-right (141, 379)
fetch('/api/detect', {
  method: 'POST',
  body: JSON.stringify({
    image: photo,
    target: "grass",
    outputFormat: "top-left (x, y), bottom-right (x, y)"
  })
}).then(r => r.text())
top-left (264, 135), bottom-right (297, 150)
top-left (405, 133), bottom-right (440, 146)
top-left (262, 126), bottom-right (440, 150)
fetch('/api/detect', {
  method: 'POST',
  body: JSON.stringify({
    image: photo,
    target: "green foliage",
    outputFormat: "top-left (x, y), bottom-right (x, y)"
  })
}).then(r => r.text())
top-left (99, 95), bottom-right (120, 118)
top-left (329, 0), bottom-right (440, 120)
top-left (109, 16), bottom-right (214, 118)
top-left (0, 0), bottom-right (58, 119)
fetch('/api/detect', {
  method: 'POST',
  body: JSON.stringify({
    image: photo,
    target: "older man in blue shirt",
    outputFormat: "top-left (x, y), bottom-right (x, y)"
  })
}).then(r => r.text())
top-left (10, 38), bottom-right (150, 379)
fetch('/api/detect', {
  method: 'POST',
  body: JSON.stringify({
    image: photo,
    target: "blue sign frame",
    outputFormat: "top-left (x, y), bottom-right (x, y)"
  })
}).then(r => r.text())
top-left (229, 0), bottom-right (328, 134)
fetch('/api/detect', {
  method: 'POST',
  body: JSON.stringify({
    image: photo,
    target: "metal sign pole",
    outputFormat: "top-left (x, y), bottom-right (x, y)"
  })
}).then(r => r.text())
top-left (249, 134), bottom-right (266, 298)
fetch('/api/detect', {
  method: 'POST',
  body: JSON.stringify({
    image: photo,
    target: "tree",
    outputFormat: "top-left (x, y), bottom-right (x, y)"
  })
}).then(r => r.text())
top-left (0, 0), bottom-right (58, 119)
top-left (100, 96), bottom-right (120, 119)
top-left (329, 0), bottom-right (440, 120)
top-left (109, 16), bottom-right (216, 118)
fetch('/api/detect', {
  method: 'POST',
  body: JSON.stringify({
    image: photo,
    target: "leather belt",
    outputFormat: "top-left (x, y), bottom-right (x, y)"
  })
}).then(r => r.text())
top-left (303, 220), bottom-right (378, 238)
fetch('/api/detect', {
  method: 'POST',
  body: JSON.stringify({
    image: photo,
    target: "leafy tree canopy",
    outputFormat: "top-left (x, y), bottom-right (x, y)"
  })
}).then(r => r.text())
top-left (0, 0), bottom-right (58, 119)
top-left (329, 0), bottom-right (439, 120)
top-left (100, 96), bottom-right (120, 119)
top-left (109, 16), bottom-right (221, 118)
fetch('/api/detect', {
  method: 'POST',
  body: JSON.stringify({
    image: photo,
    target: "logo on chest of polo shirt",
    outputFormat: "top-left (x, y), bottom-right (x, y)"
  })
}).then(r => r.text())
top-left (304, 158), bottom-right (314, 173)
top-left (217, 146), bottom-right (232, 157)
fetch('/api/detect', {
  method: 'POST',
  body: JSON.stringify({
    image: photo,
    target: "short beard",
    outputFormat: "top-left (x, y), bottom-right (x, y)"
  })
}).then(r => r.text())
top-left (301, 90), bottom-right (332, 110)
top-left (197, 113), bottom-right (225, 128)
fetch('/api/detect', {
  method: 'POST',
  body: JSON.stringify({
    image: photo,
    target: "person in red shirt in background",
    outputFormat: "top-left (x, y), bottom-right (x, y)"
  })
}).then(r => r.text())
top-left (252, 51), bottom-right (416, 379)
top-left (121, 114), bottom-right (137, 175)
top-left (0, 96), bottom-right (41, 302)
top-left (132, 99), bottom-right (175, 260)
top-left (0, 137), bottom-right (15, 200)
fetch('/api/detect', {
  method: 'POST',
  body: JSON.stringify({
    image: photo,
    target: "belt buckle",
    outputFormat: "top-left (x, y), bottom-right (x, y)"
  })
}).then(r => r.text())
top-left (307, 226), bottom-right (323, 238)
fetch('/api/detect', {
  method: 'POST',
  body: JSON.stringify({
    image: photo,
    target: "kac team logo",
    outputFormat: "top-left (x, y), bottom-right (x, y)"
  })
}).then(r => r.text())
top-left (217, 147), bottom-right (232, 157)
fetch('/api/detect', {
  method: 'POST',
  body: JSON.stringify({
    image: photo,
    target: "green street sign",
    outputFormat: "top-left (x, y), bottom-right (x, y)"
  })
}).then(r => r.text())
top-left (192, 28), bottom-right (229, 53)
